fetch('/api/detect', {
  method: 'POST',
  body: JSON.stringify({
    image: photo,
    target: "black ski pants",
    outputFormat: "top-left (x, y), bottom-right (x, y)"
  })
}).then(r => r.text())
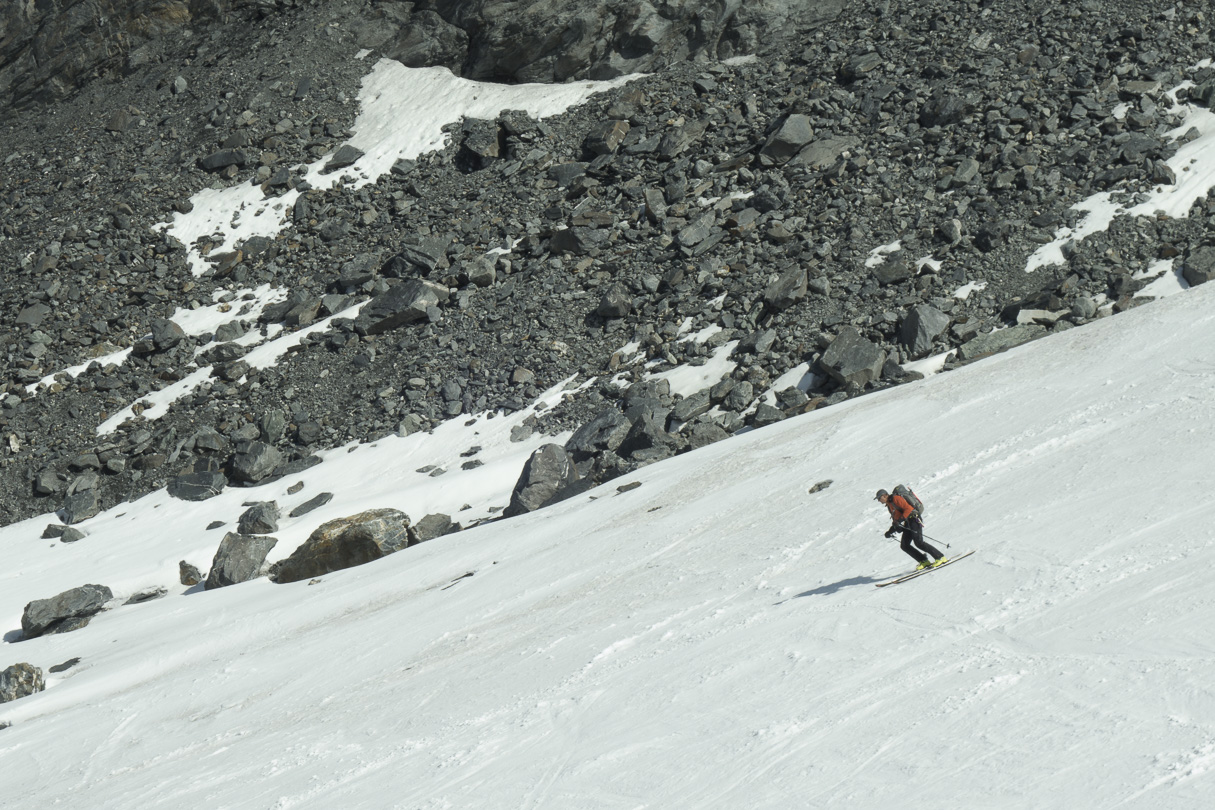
top-left (899, 517), bottom-right (943, 564)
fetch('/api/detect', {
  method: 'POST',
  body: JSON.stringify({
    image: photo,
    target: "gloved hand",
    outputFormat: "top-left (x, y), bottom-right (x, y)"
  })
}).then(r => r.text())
top-left (884, 528), bottom-right (895, 538)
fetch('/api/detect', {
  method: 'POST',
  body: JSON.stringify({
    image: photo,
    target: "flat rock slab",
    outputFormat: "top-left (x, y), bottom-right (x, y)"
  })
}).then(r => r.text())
top-left (957, 324), bottom-right (1047, 361)
top-left (21, 584), bottom-right (113, 639)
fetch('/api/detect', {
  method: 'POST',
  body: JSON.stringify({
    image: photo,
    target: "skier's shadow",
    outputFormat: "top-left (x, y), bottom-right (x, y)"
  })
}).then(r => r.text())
top-left (786, 575), bottom-right (882, 601)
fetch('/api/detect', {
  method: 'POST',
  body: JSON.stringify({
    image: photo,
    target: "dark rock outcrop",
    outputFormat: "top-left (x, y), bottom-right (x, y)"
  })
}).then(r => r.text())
top-left (21, 584), bottom-right (113, 639)
top-left (506, 444), bottom-right (582, 517)
top-left (269, 509), bottom-right (417, 584)
top-left (205, 532), bottom-right (278, 589)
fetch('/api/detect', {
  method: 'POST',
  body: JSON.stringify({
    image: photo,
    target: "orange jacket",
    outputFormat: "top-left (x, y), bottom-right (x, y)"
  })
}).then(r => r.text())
top-left (886, 494), bottom-right (918, 523)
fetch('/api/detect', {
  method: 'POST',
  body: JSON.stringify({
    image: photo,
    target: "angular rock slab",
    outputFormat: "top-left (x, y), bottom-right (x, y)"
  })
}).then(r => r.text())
top-left (269, 509), bottom-right (415, 584)
top-left (957, 324), bottom-right (1046, 361)
top-left (354, 279), bottom-right (449, 335)
top-left (21, 584), bottom-right (113, 639)
top-left (506, 444), bottom-right (581, 517)
top-left (205, 533), bottom-right (279, 590)
top-left (899, 304), bottom-right (951, 357)
top-left (819, 327), bottom-right (887, 387)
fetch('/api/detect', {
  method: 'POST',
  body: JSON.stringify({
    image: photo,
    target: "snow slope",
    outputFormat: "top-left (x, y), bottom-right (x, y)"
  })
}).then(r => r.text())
top-left (3, 282), bottom-right (1215, 808)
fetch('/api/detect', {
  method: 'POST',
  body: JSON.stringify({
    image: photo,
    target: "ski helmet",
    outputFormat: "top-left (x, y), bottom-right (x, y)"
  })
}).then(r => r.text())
top-left (875, 489), bottom-right (889, 501)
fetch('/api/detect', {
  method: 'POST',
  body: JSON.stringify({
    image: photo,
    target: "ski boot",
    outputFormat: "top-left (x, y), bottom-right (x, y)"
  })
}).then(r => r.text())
top-left (916, 560), bottom-right (933, 571)
top-left (932, 557), bottom-right (948, 568)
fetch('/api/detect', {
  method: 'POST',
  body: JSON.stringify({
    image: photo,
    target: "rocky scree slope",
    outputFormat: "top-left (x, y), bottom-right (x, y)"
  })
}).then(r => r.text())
top-left (0, 0), bottom-right (1212, 530)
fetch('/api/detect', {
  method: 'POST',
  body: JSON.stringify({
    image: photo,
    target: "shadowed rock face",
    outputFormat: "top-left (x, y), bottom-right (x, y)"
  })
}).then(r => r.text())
top-left (2, 0), bottom-right (846, 112)
top-left (428, 0), bottom-right (846, 82)
top-left (0, 0), bottom-right (218, 111)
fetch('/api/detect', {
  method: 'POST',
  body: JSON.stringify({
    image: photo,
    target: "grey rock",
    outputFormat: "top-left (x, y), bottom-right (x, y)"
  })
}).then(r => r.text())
top-left (671, 389), bottom-right (712, 424)
top-left (791, 135), bottom-right (860, 170)
top-left (466, 255), bottom-right (496, 287)
top-left (21, 584), bottom-right (113, 639)
top-left (687, 421), bottom-right (730, 450)
top-left (269, 509), bottom-right (416, 584)
top-left (550, 227), bottom-right (610, 255)
top-left (61, 489), bottom-right (100, 524)
top-left (180, 560), bottom-right (204, 587)
top-left (618, 412), bottom-right (679, 462)
top-left (16, 303), bottom-right (51, 327)
top-left (819, 327), bottom-right (887, 387)
top-left (584, 120), bottom-right (630, 155)
top-left (461, 118), bottom-right (501, 160)
top-left (736, 329), bottom-right (777, 356)
top-left (920, 90), bottom-right (969, 127)
top-left (1182, 246), bottom-right (1215, 287)
top-left (124, 587), bottom-right (167, 605)
top-left (776, 386), bottom-right (810, 410)
top-left (205, 532), bottom-right (279, 589)
top-left (597, 284), bottom-right (632, 318)
top-left (751, 403), bottom-right (786, 427)
top-left (198, 150), bottom-right (248, 172)
top-left (354, 279), bottom-right (449, 335)
top-left (414, 513), bottom-right (456, 542)
top-left (566, 408), bottom-right (632, 459)
top-left (723, 381), bottom-right (756, 413)
top-left (323, 144), bottom-right (365, 173)
top-left (259, 410), bottom-right (287, 443)
top-left (957, 325), bottom-right (1046, 361)
top-left (230, 442), bottom-right (283, 483)
top-left (874, 256), bottom-right (914, 286)
top-left (761, 114), bottom-right (815, 163)
top-left (238, 501), bottom-right (281, 535)
top-left (506, 444), bottom-right (581, 516)
top-left (379, 9), bottom-right (468, 69)
top-left (168, 471), bottom-right (227, 501)
top-left (289, 492), bottom-right (334, 518)
top-left (0, 663), bottom-right (44, 704)
top-left (764, 266), bottom-right (807, 311)
top-left (33, 469), bottom-right (62, 495)
top-left (899, 305), bottom-right (951, 357)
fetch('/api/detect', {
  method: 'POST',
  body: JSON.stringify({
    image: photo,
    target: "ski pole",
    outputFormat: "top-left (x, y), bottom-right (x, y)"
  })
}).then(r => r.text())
top-left (920, 530), bottom-right (951, 549)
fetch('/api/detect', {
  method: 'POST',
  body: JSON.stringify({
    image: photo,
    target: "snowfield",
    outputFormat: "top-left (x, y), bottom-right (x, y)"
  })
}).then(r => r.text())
top-left (3, 273), bottom-right (1215, 808)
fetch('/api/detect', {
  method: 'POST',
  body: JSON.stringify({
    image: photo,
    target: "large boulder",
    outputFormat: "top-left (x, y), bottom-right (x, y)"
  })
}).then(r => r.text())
top-left (818, 327), bottom-right (887, 387)
top-left (760, 114), bottom-right (815, 163)
top-left (618, 413), bottom-right (680, 462)
top-left (899, 305), bottom-right (951, 357)
top-left (957, 325), bottom-right (1046, 361)
top-left (229, 442), bottom-right (283, 484)
top-left (205, 533), bottom-right (279, 590)
top-left (21, 584), bottom-right (113, 639)
top-left (269, 509), bottom-right (416, 584)
top-left (354, 279), bottom-right (449, 335)
top-left (238, 501), bottom-right (281, 535)
top-left (167, 471), bottom-right (228, 501)
top-left (60, 489), bottom-right (100, 525)
top-left (506, 444), bottom-right (582, 517)
top-left (0, 663), bottom-right (45, 704)
top-left (1182, 246), bottom-right (1215, 287)
top-left (566, 408), bottom-right (632, 460)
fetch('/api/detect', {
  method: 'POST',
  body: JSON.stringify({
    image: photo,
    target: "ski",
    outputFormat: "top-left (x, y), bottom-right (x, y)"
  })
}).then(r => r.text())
top-left (875, 550), bottom-right (974, 587)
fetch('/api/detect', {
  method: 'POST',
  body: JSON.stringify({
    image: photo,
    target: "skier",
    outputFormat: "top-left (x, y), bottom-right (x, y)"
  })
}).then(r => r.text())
top-left (876, 489), bottom-right (947, 571)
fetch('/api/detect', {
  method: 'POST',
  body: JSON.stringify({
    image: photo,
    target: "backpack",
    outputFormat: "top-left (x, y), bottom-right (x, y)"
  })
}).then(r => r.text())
top-left (892, 484), bottom-right (924, 518)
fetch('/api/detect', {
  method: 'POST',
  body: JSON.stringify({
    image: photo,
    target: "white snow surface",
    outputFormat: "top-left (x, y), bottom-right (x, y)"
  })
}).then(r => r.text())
top-left (156, 60), bottom-right (637, 276)
top-left (4, 277), bottom-right (1215, 807)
